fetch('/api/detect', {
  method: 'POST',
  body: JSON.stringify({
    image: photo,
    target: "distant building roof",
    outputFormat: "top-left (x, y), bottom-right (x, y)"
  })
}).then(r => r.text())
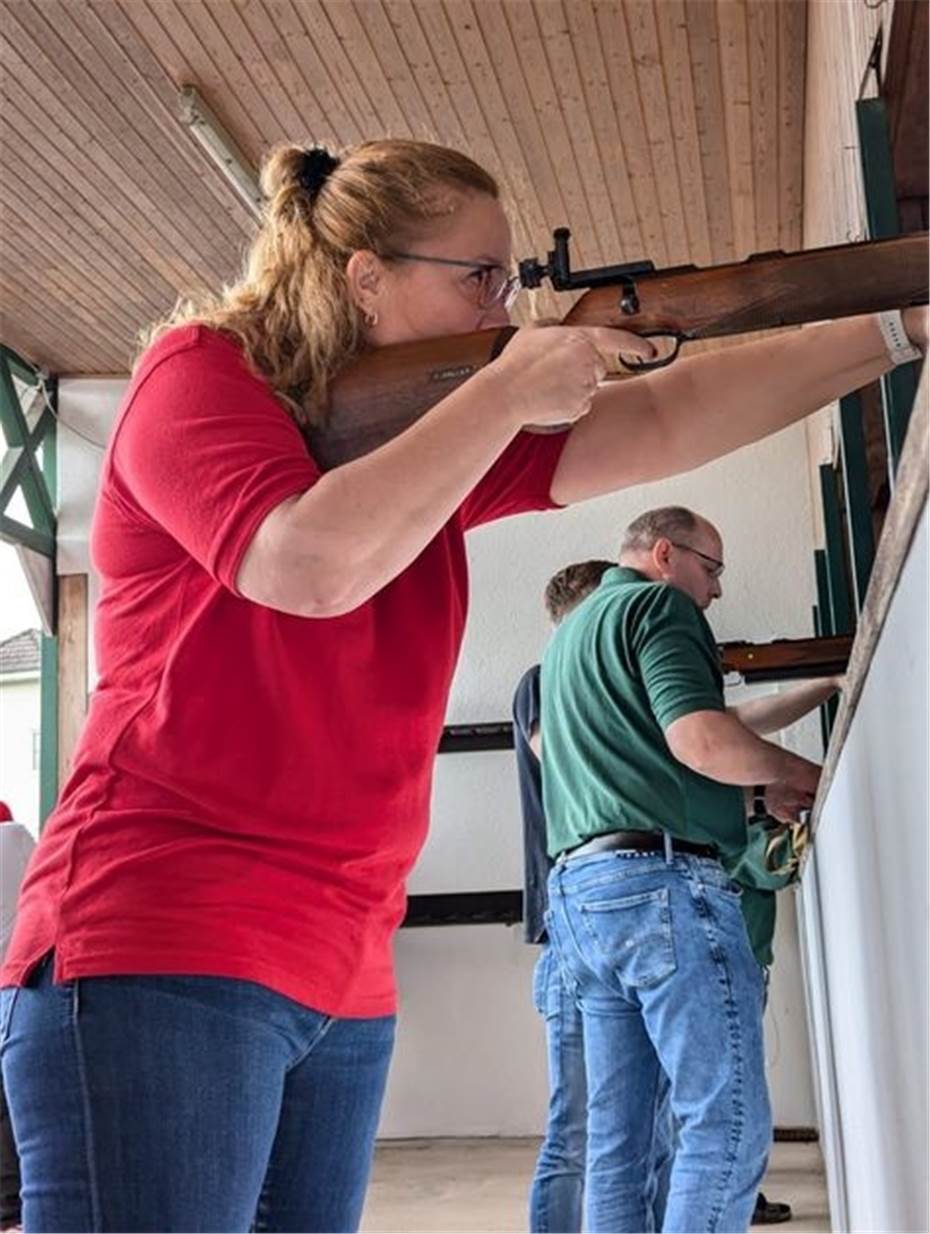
top-left (0, 629), bottom-right (41, 676)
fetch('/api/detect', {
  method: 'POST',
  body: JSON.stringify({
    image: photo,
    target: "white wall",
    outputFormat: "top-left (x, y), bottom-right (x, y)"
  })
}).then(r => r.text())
top-left (57, 376), bottom-right (820, 1135)
top-left (57, 380), bottom-right (122, 688)
top-left (56, 380), bottom-right (121, 577)
top-left (802, 506), bottom-right (928, 1232)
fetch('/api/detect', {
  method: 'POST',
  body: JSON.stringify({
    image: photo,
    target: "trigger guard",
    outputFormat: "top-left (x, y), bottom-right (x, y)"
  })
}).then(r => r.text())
top-left (621, 334), bottom-right (684, 372)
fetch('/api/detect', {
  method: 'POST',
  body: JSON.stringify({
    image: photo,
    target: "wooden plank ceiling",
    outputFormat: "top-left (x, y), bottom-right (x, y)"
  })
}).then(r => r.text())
top-left (0, 0), bottom-right (807, 377)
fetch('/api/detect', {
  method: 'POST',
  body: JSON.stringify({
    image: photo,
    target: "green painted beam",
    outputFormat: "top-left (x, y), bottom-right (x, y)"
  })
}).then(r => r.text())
top-left (855, 97), bottom-right (920, 478)
top-left (881, 365), bottom-right (918, 473)
top-left (818, 466), bottom-right (853, 636)
top-left (0, 445), bottom-right (27, 510)
top-left (856, 98), bottom-right (901, 238)
top-left (0, 342), bottom-right (40, 388)
top-left (39, 375), bottom-right (59, 819)
top-left (28, 405), bottom-right (55, 452)
top-left (838, 393), bottom-right (876, 613)
top-left (0, 512), bottom-right (54, 557)
top-left (38, 384), bottom-right (56, 503)
top-left (0, 356), bottom-right (56, 534)
top-left (814, 552), bottom-right (832, 636)
top-left (39, 633), bottom-right (59, 827)
top-left (0, 348), bottom-right (59, 819)
top-left (812, 580), bottom-right (833, 750)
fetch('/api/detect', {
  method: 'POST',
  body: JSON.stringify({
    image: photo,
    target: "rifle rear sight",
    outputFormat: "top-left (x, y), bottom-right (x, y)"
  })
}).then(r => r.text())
top-left (519, 227), bottom-right (681, 370)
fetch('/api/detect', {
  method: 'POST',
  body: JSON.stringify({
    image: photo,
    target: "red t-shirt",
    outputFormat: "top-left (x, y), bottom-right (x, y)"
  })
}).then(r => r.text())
top-left (1, 326), bottom-right (568, 1017)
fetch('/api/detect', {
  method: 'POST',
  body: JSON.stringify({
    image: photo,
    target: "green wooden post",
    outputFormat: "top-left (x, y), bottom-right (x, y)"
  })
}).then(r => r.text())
top-left (856, 98), bottom-right (919, 476)
top-left (813, 555), bottom-right (838, 747)
top-left (0, 347), bottom-right (59, 824)
top-left (814, 555), bottom-right (833, 637)
top-left (39, 633), bottom-right (59, 825)
top-left (0, 355), bottom-right (56, 540)
top-left (812, 603), bottom-right (831, 752)
top-left (838, 393), bottom-right (876, 613)
top-left (39, 379), bottom-right (59, 825)
top-left (818, 466), bottom-right (853, 637)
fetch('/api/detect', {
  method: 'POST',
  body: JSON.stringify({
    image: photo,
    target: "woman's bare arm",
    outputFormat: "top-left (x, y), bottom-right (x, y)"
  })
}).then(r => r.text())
top-left (551, 309), bottom-right (926, 505)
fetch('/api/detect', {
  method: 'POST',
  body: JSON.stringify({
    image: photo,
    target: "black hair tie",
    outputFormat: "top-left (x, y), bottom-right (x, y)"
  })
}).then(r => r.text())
top-left (297, 146), bottom-right (340, 198)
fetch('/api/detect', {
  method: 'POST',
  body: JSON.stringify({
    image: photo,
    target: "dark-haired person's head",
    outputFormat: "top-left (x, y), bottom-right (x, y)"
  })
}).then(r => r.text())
top-left (544, 560), bottom-right (614, 624)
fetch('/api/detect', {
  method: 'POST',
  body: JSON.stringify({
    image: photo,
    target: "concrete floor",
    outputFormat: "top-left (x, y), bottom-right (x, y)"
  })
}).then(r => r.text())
top-left (361, 1138), bottom-right (830, 1233)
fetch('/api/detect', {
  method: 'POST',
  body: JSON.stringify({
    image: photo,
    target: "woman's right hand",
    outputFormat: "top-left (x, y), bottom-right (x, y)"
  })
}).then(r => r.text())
top-left (489, 325), bottom-right (658, 428)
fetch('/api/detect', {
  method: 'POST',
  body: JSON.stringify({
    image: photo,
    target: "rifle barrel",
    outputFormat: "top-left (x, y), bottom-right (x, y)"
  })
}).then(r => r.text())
top-left (563, 232), bottom-right (929, 338)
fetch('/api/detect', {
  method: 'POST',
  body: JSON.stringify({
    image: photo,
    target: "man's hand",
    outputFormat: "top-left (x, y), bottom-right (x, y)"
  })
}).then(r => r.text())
top-left (764, 774), bottom-right (820, 824)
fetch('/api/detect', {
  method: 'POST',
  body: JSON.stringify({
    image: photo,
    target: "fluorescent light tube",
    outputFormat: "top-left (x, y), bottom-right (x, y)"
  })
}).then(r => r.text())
top-left (179, 86), bottom-right (262, 218)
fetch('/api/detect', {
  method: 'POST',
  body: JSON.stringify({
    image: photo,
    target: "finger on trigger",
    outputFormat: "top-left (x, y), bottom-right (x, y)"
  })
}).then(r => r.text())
top-left (588, 327), bottom-right (654, 370)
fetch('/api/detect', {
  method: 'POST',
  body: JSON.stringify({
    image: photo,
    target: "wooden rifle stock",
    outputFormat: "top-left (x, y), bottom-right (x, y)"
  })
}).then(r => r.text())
top-left (310, 232), bottom-right (928, 469)
top-left (718, 634), bottom-right (853, 683)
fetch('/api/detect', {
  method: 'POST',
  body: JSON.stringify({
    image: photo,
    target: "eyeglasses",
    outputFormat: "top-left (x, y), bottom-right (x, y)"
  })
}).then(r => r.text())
top-left (383, 251), bottom-right (521, 311)
top-left (669, 541), bottom-right (725, 578)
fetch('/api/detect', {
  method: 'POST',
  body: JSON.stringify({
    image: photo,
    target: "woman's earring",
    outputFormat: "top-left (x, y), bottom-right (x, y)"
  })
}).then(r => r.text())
top-left (365, 309), bottom-right (379, 328)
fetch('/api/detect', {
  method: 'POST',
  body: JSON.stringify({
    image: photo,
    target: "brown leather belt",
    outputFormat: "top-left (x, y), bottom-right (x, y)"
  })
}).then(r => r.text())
top-left (557, 829), bottom-right (718, 864)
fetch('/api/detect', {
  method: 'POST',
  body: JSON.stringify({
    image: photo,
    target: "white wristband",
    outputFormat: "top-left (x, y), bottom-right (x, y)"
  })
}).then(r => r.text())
top-left (877, 310), bottom-right (922, 367)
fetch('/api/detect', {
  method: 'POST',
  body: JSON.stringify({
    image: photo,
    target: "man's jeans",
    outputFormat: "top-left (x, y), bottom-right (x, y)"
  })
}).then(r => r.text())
top-left (0, 954), bottom-right (395, 1233)
top-left (530, 943), bottom-right (673, 1233)
top-left (530, 944), bottom-right (587, 1232)
top-left (546, 852), bottom-right (770, 1234)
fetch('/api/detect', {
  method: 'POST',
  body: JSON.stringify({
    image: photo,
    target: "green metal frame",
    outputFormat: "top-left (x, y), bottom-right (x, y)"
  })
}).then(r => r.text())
top-left (856, 97), bottom-right (920, 475)
top-left (818, 465), bottom-right (853, 637)
top-left (838, 393), bottom-right (876, 613)
top-left (0, 342), bottom-right (59, 822)
top-left (812, 558), bottom-right (838, 749)
top-left (39, 629), bottom-right (59, 822)
top-left (0, 345), bottom-right (56, 556)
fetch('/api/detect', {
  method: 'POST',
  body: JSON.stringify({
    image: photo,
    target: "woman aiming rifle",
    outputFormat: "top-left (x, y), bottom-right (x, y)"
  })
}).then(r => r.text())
top-left (1, 139), bottom-right (925, 1233)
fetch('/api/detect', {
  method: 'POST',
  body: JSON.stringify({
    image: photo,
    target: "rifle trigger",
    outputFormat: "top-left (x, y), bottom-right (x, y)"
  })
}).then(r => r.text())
top-left (622, 334), bottom-right (684, 373)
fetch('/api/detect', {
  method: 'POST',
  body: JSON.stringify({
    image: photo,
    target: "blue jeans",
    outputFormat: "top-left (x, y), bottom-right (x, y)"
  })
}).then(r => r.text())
top-left (530, 944), bottom-right (587, 1232)
top-left (0, 955), bottom-right (395, 1233)
top-left (546, 853), bottom-right (770, 1234)
top-left (530, 944), bottom-right (674, 1233)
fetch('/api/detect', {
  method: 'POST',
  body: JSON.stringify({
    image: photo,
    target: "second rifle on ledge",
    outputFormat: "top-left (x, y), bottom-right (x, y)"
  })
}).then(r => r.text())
top-left (718, 633), bottom-right (852, 682)
top-left (308, 229), bottom-right (928, 468)
top-left (438, 633), bottom-right (854, 754)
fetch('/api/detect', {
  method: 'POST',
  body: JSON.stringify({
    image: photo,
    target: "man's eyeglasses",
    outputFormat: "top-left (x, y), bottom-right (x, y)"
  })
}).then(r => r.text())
top-left (669, 541), bottom-right (725, 578)
top-left (383, 251), bottom-right (521, 311)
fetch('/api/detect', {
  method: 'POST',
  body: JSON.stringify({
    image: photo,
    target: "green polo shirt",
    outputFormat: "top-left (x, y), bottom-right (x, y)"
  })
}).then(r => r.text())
top-left (727, 825), bottom-right (797, 967)
top-left (541, 566), bottom-right (747, 861)
top-left (739, 889), bottom-right (776, 969)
